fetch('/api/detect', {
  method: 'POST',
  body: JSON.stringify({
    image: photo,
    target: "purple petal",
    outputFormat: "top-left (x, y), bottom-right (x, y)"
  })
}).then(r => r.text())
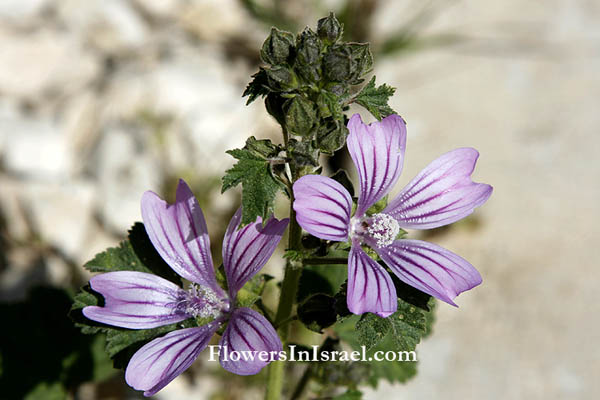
top-left (125, 325), bottom-right (217, 396)
top-left (378, 239), bottom-right (482, 306)
top-left (83, 271), bottom-right (190, 329)
top-left (347, 113), bottom-right (407, 217)
top-left (222, 209), bottom-right (288, 297)
top-left (293, 174), bottom-right (352, 241)
top-left (347, 245), bottom-right (397, 317)
top-left (384, 148), bottom-right (493, 229)
top-left (141, 179), bottom-right (220, 290)
top-left (219, 308), bottom-right (282, 375)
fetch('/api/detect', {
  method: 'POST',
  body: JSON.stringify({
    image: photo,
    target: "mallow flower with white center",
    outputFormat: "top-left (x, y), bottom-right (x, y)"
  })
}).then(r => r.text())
top-left (83, 179), bottom-right (288, 396)
top-left (293, 114), bottom-right (492, 317)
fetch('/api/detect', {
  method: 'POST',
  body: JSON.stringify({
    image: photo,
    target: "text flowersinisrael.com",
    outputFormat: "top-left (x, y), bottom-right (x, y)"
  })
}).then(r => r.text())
top-left (208, 345), bottom-right (417, 363)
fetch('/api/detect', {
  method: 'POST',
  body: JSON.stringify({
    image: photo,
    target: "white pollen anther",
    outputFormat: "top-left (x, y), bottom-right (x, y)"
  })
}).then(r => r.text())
top-left (179, 284), bottom-right (227, 319)
top-left (366, 213), bottom-right (400, 247)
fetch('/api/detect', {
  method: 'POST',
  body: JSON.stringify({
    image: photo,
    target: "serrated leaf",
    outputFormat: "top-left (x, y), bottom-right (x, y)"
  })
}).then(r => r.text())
top-left (243, 69), bottom-right (271, 105)
top-left (83, 223), bottom-right (181, 286)
top-left (83, 241), bottom-right (145, 273)
top-left (222, 140), bottom-right (286, 225)
top-left (334, 296), bottom-right (435, 387)
top-left (356, 313), bottom-right (392, 351)
top-left (355, 76), bottom-right (396, 120)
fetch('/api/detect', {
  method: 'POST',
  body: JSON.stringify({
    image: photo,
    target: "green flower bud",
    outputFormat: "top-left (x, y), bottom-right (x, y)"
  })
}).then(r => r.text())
top-left (317, 13), bottom-right (343, 45)
top-left (295, 28), bottom-right (322, 82)
top-left (323, 45), bottom-right (353, 82)
top-left (261, 27), bottom-right (295, 65)
top-left (284, 95), bottom-right (317, 137)
top-left (265, 66), bottom-right (298, 91)
top-left (323, 43), bottom-right (373, 83)
top-left (288, 139), bottom-right (319, 166)
top-left (316, 119), bottom-right (348, 154)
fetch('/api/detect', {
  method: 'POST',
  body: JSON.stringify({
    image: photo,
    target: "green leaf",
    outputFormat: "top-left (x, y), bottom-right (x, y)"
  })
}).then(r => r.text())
top-left (83, 222), bottom-right (181, 286)
top-left (297, 293), bottom-right (338, 333)
top-left (235, 273), bottom-right (269, 308)
top-left (334, 296), bottom-right (436, 387)
top-left (354, 76), bottom-right (397, 120)
top-left (222, 138), bottom-right (286, 225)
top-left (105, 320), bottom-right (194, 358)
top-left (333, 389), bottom-right (363, 400)
top-left (243, 69), bottom-right (271, 105)
top-left (24, 382), bottom-right (67, 400)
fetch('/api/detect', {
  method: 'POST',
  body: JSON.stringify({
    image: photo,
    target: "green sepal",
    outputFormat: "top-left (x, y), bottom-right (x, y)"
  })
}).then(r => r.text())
top-left (265, 65), bottom-right (298, 91)
top-left (235, 273), bottom-right (270, 308)
top-left (365, 194), bottom-right (388, 216)
top-left (284, 95), bottom-right (318, 137)
top-left (316, 90), bottom-right (343, 120)
top-left (316, 118), bottom-right (348, 154)
top-left (288, 139), bottom-right (319, 166)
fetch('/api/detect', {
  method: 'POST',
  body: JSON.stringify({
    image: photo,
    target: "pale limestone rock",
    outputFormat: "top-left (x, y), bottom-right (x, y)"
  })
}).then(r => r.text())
top-left (0, 28), bottom-right (99, 100)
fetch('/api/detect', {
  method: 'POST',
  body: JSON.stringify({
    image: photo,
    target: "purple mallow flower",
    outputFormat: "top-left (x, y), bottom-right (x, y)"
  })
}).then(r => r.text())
top-left (293, 114), bottom-right (492, 317)
top-left (83, 179), bottom-right (288, 396)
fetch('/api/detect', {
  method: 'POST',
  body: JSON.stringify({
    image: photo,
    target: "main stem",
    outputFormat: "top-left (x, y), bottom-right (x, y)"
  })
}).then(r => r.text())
top-left (265, 169), bottom-right (305, 400)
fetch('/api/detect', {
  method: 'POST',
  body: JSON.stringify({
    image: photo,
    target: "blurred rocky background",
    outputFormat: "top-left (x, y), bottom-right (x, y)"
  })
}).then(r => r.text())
top-left (0, 1), bottom-right (598, 399)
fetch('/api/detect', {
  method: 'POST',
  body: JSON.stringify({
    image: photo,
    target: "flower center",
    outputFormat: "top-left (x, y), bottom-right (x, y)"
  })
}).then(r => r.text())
top-left (177, 284), bottom-right (229, 319)
top-left (358, 213), bottom-right (399, 247)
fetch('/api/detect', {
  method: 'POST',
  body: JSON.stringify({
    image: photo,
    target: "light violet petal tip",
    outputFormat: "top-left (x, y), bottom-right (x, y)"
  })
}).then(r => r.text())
top-left (82, 271), bottom-right (190, 329)
top-left (347, 245), bottom-right (397, 317)
top-left (378, 239), bottom-right (482, 306)
top-left (347, 113), bottom-right (407, 217)
top-left (292, 175), bottom-right (352, 242)
top-left (222, 209), bottom-right (288, 297)
top-left (125, 325), bottom-right (217, 396)
top-left (385, 147), bottom-right (493, 229)
top-left (141, 179), bottom-right (219, 290)
top-left (219, 308), bottom-right (282, 375)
